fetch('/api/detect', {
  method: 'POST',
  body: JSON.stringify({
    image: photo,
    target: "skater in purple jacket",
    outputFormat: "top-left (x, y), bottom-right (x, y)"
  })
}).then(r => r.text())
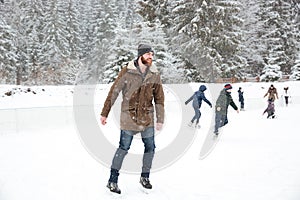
top-left (263, 99), bottom-right (275, 119)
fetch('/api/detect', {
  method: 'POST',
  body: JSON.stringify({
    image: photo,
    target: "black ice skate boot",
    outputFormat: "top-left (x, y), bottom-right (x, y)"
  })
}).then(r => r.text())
top-left (106, 182), bottom-right (121, 194)
top-left (140, 177), bottom-right (152, 189)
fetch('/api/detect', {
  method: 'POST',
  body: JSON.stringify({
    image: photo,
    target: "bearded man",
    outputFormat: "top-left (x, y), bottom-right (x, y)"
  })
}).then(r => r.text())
top-left (100, 44), bottom-right (165, 194)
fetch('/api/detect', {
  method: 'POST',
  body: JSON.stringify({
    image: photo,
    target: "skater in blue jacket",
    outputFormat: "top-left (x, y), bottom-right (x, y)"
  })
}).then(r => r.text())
top-left (185, 85), bottom-right (212, 128)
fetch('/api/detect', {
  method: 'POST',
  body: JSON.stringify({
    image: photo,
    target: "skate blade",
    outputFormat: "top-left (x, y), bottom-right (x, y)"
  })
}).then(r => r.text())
top-left (106, 189), bottom-right (123, 198)
top-left (139, 185), bottom-right (152, 194)
top-left (109, 192), bottom-right (123, 199)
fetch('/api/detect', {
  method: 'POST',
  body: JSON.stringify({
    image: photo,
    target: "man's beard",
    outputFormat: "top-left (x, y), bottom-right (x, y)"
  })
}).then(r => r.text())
top-left (141, 56), bottom-right (152, 67)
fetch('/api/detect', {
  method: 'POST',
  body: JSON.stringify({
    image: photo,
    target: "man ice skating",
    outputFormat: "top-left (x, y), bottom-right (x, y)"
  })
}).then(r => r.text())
top-left (185, 85), bottom-right (212, 128)
top-left (214, 84), bottom-right (239, 136)
top-left (100, 44), bottom-right (165, 194)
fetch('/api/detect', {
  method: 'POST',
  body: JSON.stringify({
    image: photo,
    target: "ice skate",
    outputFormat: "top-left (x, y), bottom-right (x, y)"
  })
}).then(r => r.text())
top-left (107, 182), bottom-right (121, 194)
top-left (140, 177), bottom-right (152, 189)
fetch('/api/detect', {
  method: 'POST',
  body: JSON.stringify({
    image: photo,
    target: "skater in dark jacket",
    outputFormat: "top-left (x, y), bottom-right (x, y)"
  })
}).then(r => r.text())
top-left (238, 87), bottom-right (245, 111)
top-left (185, 85), bottom-right (212, 128)
top-left (214, 84), bottom-right (239, 135)
top-left (263, 99), bottom-right (275, 118)
top-left (283, 87), bottom-right (291, 106)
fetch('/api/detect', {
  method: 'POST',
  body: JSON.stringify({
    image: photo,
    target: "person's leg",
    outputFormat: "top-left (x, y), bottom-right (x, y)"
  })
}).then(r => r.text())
top-left (241, 100), bottom-right (244, 110)
top-left (271, 111), bottom-right (275, 118)
top-left (223, 115), bottom-right (228, 127)
top-left (214, 113), bottom-right (226, 133)
top-left (285, 96), bottom-right (288, 106)
top-left (140, 127), bottom-right (155, 178)
top-left (140, 127), bottom-right (155, 189)
top-left (109, 130), bottom-right (134, 183)
top-left (267, 110), bottom-right (271, 118)
top-left (214, 113), bottom-right (221, 133)
top-left (195, 109), bottom-right (201, 124)
top-left (191, 106), bottom-right (198, 123)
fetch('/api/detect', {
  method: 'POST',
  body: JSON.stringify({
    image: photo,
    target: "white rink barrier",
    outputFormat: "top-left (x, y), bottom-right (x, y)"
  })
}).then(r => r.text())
top-left (0, 107), bottom-right (74, 134)
top-left (0, 92), bottom-right (299, 134)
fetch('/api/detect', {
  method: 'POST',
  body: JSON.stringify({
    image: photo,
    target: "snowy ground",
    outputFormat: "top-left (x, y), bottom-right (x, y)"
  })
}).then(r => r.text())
top-left (0, 81), bottom-right (300, 200)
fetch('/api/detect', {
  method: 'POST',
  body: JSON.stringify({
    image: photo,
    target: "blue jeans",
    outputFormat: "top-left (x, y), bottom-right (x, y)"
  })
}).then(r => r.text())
top-left (240, 100), bottom-right (244, 109)
top-left (109, 127), bottom-right (155, 183)
top-left (214, 113), bottom-right (228, 133)
top-left (191, 105), bottom-right (201, 124)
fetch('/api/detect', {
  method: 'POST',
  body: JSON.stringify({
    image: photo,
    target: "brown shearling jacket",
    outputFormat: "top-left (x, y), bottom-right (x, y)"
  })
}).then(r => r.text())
top-left (101, 60), bottom-right (164, 131)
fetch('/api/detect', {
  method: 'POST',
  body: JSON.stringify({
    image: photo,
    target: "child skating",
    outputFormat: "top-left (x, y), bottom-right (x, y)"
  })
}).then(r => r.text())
top-left (263, 99), bottom-right (275, 119)
top-left (185, 85), bottom-right (212, 128)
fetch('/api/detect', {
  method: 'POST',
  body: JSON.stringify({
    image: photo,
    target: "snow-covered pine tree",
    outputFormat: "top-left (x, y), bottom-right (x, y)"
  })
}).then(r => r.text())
top-left (89, 0), bottom-right (120, 84)
top-left (167, 0), bottom-right (244, 82)
top-left (6, 0), bottom-right (32, 85)
top-left (76, 0), bottom-right (95, 60)
top-left (260, 56), bottom-right (282, 81)
top-left (21, 0), bottom-right (45, 85)
top-left (289, 0), bottom-right (300, 79)
top-left (99, 0), bottom-right (161, 84)
top-left (61, 58), bottom-right (83, 84)
top-left (100, 0), bottom-right (137, 83)
top-left (238, 0), bottom-right (264, 76)
top-left (137, 0), bottom-right (187, 83)
top-left (214, 0), bottom-right (245, 79)
top-left (168, 0), bottom-right (213, 82)
top-left (258, 0), bottom-right (298, 81)
top-left (37, 0), bottom-right (70, 84)
top-left (76, 0), bottom-right (121, 84)
top-left (0, 19), bottom-right (18, 84)
top-left (290, 54), bottom-right (300, 80)
top-left (279, 0), bottom-right (300, 75)
top-left (60, 0), bottom-right (82, 59)
top-left (1, 0), bottom-right (299, 84)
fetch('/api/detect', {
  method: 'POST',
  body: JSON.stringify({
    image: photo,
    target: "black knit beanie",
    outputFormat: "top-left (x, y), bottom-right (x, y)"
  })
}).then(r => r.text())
top-left (137, 44), bottom-right (154, 57)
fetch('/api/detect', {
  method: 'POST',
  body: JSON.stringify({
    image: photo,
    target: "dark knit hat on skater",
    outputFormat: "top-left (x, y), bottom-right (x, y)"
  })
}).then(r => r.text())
top-left (137, 44), bottom-right (154, 58)
top-left (224, 84), bottom-right (232, 90)
top-left (199, 85), bottom-right (207, 92)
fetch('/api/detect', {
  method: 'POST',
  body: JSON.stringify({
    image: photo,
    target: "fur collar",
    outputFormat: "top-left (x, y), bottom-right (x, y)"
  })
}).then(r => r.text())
top-left (127, 60), bottom-right (158, 73)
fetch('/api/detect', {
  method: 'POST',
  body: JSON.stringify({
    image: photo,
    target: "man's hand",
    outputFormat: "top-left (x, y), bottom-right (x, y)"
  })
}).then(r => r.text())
top-left (156, 123), bottom-right (163, 131)
top-left (236, 109), bottom-right (239, 114)
top-left (100, 116), bottom-right (107, 125)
